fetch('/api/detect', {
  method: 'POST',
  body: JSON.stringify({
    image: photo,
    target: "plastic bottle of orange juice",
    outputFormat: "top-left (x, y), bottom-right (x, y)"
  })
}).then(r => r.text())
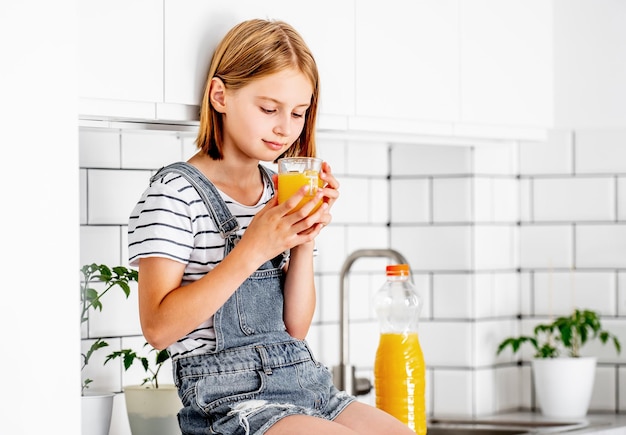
top-left (373, 264), bottom-right (426, 435)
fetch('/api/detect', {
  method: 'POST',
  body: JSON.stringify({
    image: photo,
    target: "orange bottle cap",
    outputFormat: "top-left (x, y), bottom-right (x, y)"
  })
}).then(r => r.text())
top-left (386, 264), bottom-right (409, 276)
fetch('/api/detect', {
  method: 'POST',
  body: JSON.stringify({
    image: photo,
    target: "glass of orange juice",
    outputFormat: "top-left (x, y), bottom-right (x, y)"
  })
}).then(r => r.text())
top-left (277, 157), bottom-right (323, 214)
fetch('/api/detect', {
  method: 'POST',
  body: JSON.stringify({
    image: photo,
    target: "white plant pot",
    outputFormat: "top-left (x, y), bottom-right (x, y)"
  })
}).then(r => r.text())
top-left (124, 384), bottom-right (182, 435)
top-left (532, 357), bottom-right (596, 419)
top-left (81, 392), bottom-right (115, 435)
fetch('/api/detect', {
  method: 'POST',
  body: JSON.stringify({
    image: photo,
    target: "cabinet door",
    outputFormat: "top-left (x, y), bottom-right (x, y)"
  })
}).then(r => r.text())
top-left (355, 0), bottom-right (460, 123)
top-left (78, 0), bottom-right (163, 102)
top-left (163, 0), bottom-right (354, 118)
top-left (459, 0), bottom-right (553, 127)
top-left (553, 0), bottom-right (626, 128)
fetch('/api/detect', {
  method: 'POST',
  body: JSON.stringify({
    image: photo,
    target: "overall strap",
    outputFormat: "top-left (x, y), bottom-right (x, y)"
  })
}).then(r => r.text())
top-left (150, 162), bottom-right (239, 239)
top-left (258, 164), bottom-right (276, 196)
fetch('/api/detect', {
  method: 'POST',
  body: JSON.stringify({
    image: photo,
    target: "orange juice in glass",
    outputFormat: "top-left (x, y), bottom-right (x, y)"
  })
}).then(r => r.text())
top-left (277, 157), bottom-right (323, 214)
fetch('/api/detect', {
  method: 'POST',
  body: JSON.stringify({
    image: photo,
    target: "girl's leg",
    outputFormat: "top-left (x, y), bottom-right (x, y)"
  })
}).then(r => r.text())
top-left (266, 401), bottom-right (416, 435)
top-left (265, 414), bottom-right (359, 435)
top-left (333, 401), bottom-right (417, 434)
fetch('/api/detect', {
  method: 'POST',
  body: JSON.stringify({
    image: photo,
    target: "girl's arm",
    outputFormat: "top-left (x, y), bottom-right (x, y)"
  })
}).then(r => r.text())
top-left (282, 161), bottom-right (340, 339)
top-left (282, 240), bottom-right (317, 339)
top-left (139, 188), bottom-right (327, 350)
top-left (138, 239), bottom-right (265, 350)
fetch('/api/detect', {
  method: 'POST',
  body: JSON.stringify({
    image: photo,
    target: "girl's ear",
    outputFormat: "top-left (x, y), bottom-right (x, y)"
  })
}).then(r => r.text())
top-left (209, 77), bottom-right (226, 113)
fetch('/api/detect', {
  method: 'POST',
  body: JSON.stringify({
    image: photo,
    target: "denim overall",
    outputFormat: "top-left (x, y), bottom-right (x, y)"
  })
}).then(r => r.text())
top-left (152, 162), bottom-right (354, 435)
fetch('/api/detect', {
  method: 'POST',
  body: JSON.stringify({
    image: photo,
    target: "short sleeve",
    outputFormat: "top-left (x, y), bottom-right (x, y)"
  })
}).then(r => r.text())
top-left (128, 180), bottom-right (195, 267)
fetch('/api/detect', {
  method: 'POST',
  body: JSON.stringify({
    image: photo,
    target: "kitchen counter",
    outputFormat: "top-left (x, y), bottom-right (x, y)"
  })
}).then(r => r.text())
top-left (428, 412), bottom-right (626, 435)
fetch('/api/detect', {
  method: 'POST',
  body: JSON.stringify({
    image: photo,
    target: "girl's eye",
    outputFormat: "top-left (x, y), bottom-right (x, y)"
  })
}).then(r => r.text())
top-left (292, 112), bottom-right (304, 119)
top-left (261, 107), bottom-right (276, 114)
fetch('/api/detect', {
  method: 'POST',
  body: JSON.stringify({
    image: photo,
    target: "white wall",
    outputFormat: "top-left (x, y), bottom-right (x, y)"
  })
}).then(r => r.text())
top-left (79, 123), bottom-right (626, 434)
top-left (0, 1), bottom-right (80, 434)
top-left (553, 0), bottom-right (626, 129)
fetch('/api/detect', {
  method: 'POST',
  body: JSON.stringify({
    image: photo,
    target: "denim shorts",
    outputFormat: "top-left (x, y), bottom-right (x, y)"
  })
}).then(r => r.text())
top-left (174, 340), bottom-right (356, 435)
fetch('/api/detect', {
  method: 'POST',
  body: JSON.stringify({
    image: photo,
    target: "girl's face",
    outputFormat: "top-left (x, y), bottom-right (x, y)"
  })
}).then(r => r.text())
top-left (216, 68), bottom-right (313, 162)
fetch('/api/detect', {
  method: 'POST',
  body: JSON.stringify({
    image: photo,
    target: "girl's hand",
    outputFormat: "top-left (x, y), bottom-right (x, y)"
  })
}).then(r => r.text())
top-left (272, 160), bottom-right (339, 229)
top-left (318, 160), bottom-right (339, 214)
top-left (238, 185), bottom-right (327, 261)
top-left (288, 160), bottom-right (339, 235)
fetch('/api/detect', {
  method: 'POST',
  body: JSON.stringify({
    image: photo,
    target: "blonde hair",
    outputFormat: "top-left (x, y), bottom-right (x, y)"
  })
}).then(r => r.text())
top-left (197, 19), bottom-right (319, 160)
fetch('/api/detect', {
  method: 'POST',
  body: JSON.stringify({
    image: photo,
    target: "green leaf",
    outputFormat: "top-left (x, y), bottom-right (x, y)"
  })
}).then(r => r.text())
top-left (155, 349), bottom-right (170, 365)
top-left (123, 352), bottom-right (137, 370)
top-left (495, 308), bottom-right (621, 359)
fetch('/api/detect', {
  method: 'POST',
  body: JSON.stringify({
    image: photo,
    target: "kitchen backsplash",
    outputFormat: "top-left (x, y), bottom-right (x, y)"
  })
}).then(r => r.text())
top-left (79, 125), bottom-right (626, 435)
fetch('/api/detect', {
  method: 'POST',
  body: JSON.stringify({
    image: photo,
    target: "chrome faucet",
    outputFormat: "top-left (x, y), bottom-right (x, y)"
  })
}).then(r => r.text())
top-left (332, 248), bottom-right (412, 396)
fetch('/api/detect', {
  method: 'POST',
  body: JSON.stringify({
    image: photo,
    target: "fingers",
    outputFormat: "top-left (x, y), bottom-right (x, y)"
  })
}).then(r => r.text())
top-left (319, 162), bottom-right (339, 209)
top-left (320, 161), bottom-right (339, 190)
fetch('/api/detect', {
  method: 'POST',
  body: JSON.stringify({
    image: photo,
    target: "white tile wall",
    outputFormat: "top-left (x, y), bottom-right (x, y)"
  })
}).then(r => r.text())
top-left (80, 125), bottom-right (626, 432)
top-left (80, 129), bottom-right (122, 168)
top-left (533, 177), bottom-right (615, 222)
top-left (474, 273), bottom-right (519, 318)
top-left (519, 130), bottom-right (573, 175)
top-left (81, 338), bottom-right (123, 392)
top-left (475, 320), bottom-right (517, 366)
top-left (620, 367), bottom-right (626, 412)
top-left (432, 273), bottom-right (473, 319)
top-left (585, 319), bottom-right (626, 363)
top-left (345, 141), bottom-right (388, 176)
top-left (433, 370), bottom-right (473, 415)
top-left (619, 272), bottom-right (626, 316)
top-left (313, 225), bottom-right (346, 273)
top-left (473, 225), bottom-right (517, 270)
top-left (391, 179), bottom-right (430, 223)
top-left (87, 169), bottom-right (151, 224)
top-left (532, 271), bottom-right (616, 316)
top-left (575, 129), bottom-right (626, 174)
top-left (317, 138), bottom-right (347, 174)
top-left (519, 179), bottom-right (532, 222)
top-left (89, 279), bottom-right (141, 337)
top-left (576, 225), bottom-right (626, 268)
top-left (391, 226), bottom-right (472, 271)
top-left (332, 177), bottom-right (380, 224)
top-left (473, 177), bottom-right (518, 222)
top-left (619, 177), bottom-right (626, 221)
top-left (433, 178), bottom-right (472, 222)
top-left (493, 366), bottom-right (522, 413)
top-left (80, 225), bottom-right (125, 266)
top-left (473, 142), bottom-right (518, 176)
top-left (391, 143), bottom-right (472, 175)
top-left (121, 130), bottom-right (182, 169)
top-left (519, 225), bottom-right (573, 269)
top-left (589, 366), bottom-right (616, 412)
top-left (421, 321), bottom-right (473, 367)
top-left (118, 335), bottom-right (175, 387)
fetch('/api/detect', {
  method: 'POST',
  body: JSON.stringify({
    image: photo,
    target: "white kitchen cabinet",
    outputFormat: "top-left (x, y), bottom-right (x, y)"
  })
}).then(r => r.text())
top-left (78, 0), bottom-right (163, 104)
top-left (355, 0), bottom-right (460, 125)
top-left (553, 0), bottom-right (626, 129)
top-left (78, 0), bottom-right (554, 139)
top-left (353, 0), bottom-right (553, 136)
top-left (459, 0), bottom-right (553, 129)
top-left (163, 0), bottom-right (355, 125)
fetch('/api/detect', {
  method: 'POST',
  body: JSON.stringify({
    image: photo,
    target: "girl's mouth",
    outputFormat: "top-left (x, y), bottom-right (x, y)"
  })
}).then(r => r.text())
top-left (263, 140), bottom-right (285, 151)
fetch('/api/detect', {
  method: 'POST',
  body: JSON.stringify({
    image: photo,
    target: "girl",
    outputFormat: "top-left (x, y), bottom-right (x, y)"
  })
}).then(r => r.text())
top-left (128, 18), bottom-right (415, 435)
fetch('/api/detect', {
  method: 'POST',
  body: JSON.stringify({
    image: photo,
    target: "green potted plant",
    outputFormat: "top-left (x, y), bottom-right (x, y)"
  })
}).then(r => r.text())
top-left (105, 343), bottom-right (181, 435)
top-left (497, 308), bottom-right (621, 418)
top-left (80, 263), bottom-right (138, 435)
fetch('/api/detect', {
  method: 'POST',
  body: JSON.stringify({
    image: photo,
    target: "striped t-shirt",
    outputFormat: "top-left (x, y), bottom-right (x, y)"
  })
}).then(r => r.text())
top-left (128, 167), bottom-right (275, 360)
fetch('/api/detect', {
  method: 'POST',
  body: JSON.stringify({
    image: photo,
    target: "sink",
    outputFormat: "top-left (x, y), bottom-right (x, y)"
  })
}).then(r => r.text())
top-left (427, 418), bottom-right (591, 435)
top-left (428, 427), bottom-right (527, 435)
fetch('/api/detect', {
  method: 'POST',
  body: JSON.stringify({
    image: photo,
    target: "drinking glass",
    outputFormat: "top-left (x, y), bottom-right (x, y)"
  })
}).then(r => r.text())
top-left (277, 157), bottom-right (323, 214)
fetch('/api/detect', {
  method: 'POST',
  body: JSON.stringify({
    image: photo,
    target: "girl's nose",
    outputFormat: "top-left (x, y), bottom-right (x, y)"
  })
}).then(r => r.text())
top-left (273, 113), bottom-right (292, 137)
